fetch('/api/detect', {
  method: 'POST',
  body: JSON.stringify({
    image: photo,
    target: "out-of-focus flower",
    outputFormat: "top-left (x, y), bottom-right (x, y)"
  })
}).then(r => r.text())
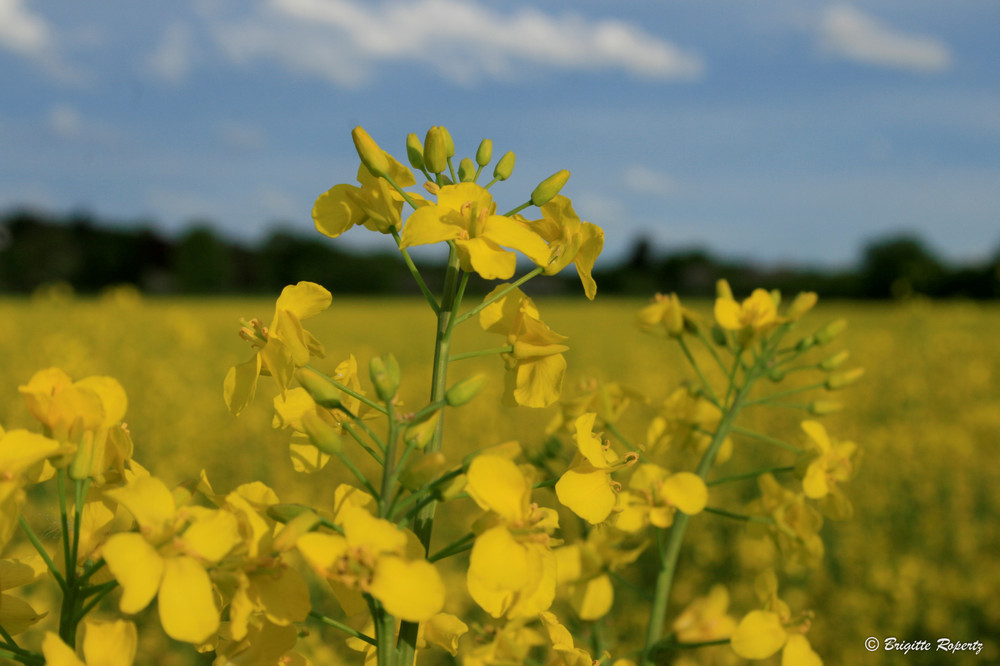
top-left (615, 463), bottom-right (708, 533)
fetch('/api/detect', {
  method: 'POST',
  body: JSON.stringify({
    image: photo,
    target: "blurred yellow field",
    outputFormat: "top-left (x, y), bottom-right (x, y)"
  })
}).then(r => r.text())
top-left (1, 291), bottom-right (997, 665)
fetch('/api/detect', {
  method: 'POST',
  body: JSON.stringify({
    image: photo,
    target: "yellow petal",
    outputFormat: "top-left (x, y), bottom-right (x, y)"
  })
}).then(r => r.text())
top-left (370, 556), bottom-right (445, 622)
top-left (466, 455), bottom-right (527, 523)
top-left (223, 354), bottom-right (261, 416)
top-left (41, 632), bottom-right (85, 666)
top-left (731, 610), bottom-right (786, 660)
top-left (571, 573), bottom-right (614, 620)
top-left (82, 619), bottom-right (138, 666)
top-left (158, 555), bottom-right (219, 644)
top-left (180, 509), bottom-right (240, 562)
top-left (75, 376), bottom-right (128, 427)
top-left (714, 298), bottom-right (743, 330)
top-left (507, 544), bottom-right (556, 618)
top-left (573, 413), bottom-right (608, 469)
top-left (250, 566), bottom-right (311, 626)
top-left (102, 533), bottom-right (164, 614)
top-left (0, 430), bottom-right (65, 476)
top-left (421, 613), bottom-right (469, 656)
top-left (455, 237), bottom-right (516, 280)
top-left (801, 420), bottom-right (831, 454)
top-left (512, 354), bottom-right (566, 408)
top-left (556, 465), bottom-right (616, 524)
top-left (662, 472), bottom-right (708, 515)
top-left (259, 337), bottom-right (295, 393)
top-left (802, 462), bottom-right (829, 499)
top-left (783, 634), bottom-right (822, 666)
top-left (0, 593), bottom-right (45, 634)
top-left (313, 183), bottom-right (366, 238)
top-left (399, 205), bottom-right (463, 248)
top-left (480, 215), bottom-right (551, 266)
top-left (297, 533), bottom-right (349, 576)
top-left (468, 526), bottom-right (529, 596)
top-left (275, 281), bottom-right (333, 321)
top-left (574, 222), bottom-right (603, 300)
top-left (341, 505), bottom-right (406, 554)
top-left (104, 476), bottom-right (175, 533)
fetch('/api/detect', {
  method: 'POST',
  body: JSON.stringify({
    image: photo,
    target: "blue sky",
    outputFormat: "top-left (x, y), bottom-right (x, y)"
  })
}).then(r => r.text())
top-left (1, 0), bottom-right (997, 268)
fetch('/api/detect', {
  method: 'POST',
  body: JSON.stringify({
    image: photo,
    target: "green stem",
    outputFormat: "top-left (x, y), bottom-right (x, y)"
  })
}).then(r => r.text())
top-left (428, 532), bottom-right (476, 563)
top-left (639, 327), bottom-right (789, 666)
top-left (607, 569), bottom-right (654, 602)
top-left (677, 337), bottom-right (720, 407)
top-left (695, 329), bottom-right (730, 377)
top-left (75, 580), bottom-right (118, 624)
top-left (370, 596), bottom-right (396, 666)
top-left (703, 506), bottom-right (775, 525)
top-left (449, 345), bottom-right (513, 362)
top-left (707, 465), bottom-right (796, 486)
top-left (391, 229), bottom-right (440, 313)
top-left (742, 381), bottom-right (826, 407)
top-left (379, 401), bottom-right (400, 518)
top-left (501, 200), bottom-right (532, 217)
top-left (341, 422), bottom-right (385, 464)
top-left (730, 426), bottom-right (802, 453)
top-left (18, 516), bottom-right (67, 591)
top-left (56, 469), bottom-right (71, 584)
top-left (603, 421), bottom-right (645, 459)
top-left (453, 266), bottom-right (544, 326)
top-left (0, 646), bottom-right (43, 666)
top-left (305, 364), bottom-right (388, 415)
top-left (336, 451), bottom-right (380, 500)
top-left (309, 611), bottom-right (377, 646)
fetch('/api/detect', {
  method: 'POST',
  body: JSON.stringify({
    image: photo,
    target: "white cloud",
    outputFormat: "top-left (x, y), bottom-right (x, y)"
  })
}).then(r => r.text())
top-left (623, 165), bottom-right (678, 197)
top-left (208, 0), bottom-right (704, 86)
top-left (147, 22), bottom-right (197, 84)
top-left (819, 5), bottom-right (951, 73)
top-left (219, 121), bottom-right (267, 150)
top-left (0, 0), bottom-right (49, 56)
top-left (47, 105), bottom-right (82, 138)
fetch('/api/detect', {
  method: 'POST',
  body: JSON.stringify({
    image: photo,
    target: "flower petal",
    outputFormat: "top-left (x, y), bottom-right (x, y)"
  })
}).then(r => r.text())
top-left (102, 533), bottom-right (164, 614)
top-left (731, 610), bottom-right (786, 660)
top-left (159, 555), bottom-right (219, 644)
top-left (370, 556), bottom-right (445, 622)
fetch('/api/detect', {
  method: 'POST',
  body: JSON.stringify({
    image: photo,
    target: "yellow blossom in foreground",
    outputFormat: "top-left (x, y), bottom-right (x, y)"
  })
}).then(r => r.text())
top-left (313, 153), bottom-right (418, 238)
top-left (479, 285), bottom-right (569, 408)
top-left (296, 503), bottom-right (444, 622)
top-left (224, 281), bottom-right (332, 415)
top-left (615, 463), bottom-right (708, 532)
top-left (466, 453), bottom-right (558, 618)
top-left (556, 413), bottom-right (637, 524)
top-left (42, 619), bottom-right (137, 666)
top-left (714, 288), bottom-right (778, 332)
top-left (731, 572), bottom-right (821, 665)
top-left (523, 194), bottom-right (604, 299)
top-left (400, 182), bottom-right (550, 280)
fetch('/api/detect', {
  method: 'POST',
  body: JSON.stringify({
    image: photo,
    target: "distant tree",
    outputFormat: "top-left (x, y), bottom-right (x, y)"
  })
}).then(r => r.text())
top-left (173, 225), bottom-right (234, 293)
top-left (859, 235), bottom-right (945, 298)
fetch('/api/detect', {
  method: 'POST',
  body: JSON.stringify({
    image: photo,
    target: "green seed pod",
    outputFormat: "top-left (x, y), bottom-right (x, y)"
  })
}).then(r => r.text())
top-left (369, 354), bottom-right (401, 402)
top-left (352, 126), bottom-right (389, 177)
top-left (768, 367), bottom-right (787, 382)
top-left (493, 151), bottom-right (516, 181)
top-left (301, 412), bottom-right (342, 454)
top-left (458, 157), bottom-right (477, 182)
top-left (476, 139), bottom-right (492, 166)
top-left (406, 133), bottom-right (424, 170)
top-left (295, 368), bottom-right (342, 409)
top-left (796, 335), bottom-right (817, 352)
top-left (815, 318), bottom-right (848, 345)
top-left (424, 127), bottom-right (448, 174)
top-left (445, 374), bottom-right (487, 407)
top-left (531, 169), bottom-right (570, 206)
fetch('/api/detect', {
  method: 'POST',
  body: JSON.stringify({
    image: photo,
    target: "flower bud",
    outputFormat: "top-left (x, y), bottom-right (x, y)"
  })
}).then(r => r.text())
top-left (767, 367), bottom-right (786, 382)
top-left (809, 400), bottom-right (843, 415)
top-left (531, 169), bottom-right (570, 206)
top-left (399, 452), bottom-right (447, 491)
top-left (69, 431), bottom-right (95, 480)
top-left (369, 354), bottom-right (401, 402)
top-left (406, 133), bottom-right (424, 170)
top-left (825, 367), bottom-right (865, 390)
top-left (493, 151), bottom-right (516, 181)
top-left (445, 374), bottom-right (487, 407)
top-left (786, 292), bottom-right (818, 320)
top-left (301, 411), bottom-right (342, 454)
top-left (796, 335), bottom-right (816, 352)
top-left (295, 368), bottom-right (342, 409)
top-left (716, 279), bottom-right (734, 301)
top-left (272, 509), bottom-right (322, 552)
top-left (476, 139), bottom-right (492, 166)
top-left (352, 126), bottom-right (390, 177)
top-left (404, 410), bottom-right (440, 450)
top-left (424, 127), bottom-right (448, 174)
top-left (458, 157), bottom-right (477, 182)
top-left (815, 318), bottom-right (848, 345)
top-left (267, 503), bottom-right (315, 524)
top-left (819, 350), bottom-right (850, 371)
top-left (439, 125), bottom-right (455, 158)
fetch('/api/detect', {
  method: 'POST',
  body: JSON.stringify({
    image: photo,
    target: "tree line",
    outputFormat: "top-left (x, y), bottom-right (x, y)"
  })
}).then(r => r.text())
top-left (1, 209), bottom-right (997, 299)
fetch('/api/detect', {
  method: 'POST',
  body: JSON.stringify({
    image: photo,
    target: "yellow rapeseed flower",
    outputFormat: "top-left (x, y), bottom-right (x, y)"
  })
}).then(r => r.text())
top-left (555, 413), bottom-right (638, 524)
top-left (399, 182), bottom-right (550, 280)
top-left (714, 288), bottom-right (778, 332)
top-left (523, 195), bottom-right (604, 300)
